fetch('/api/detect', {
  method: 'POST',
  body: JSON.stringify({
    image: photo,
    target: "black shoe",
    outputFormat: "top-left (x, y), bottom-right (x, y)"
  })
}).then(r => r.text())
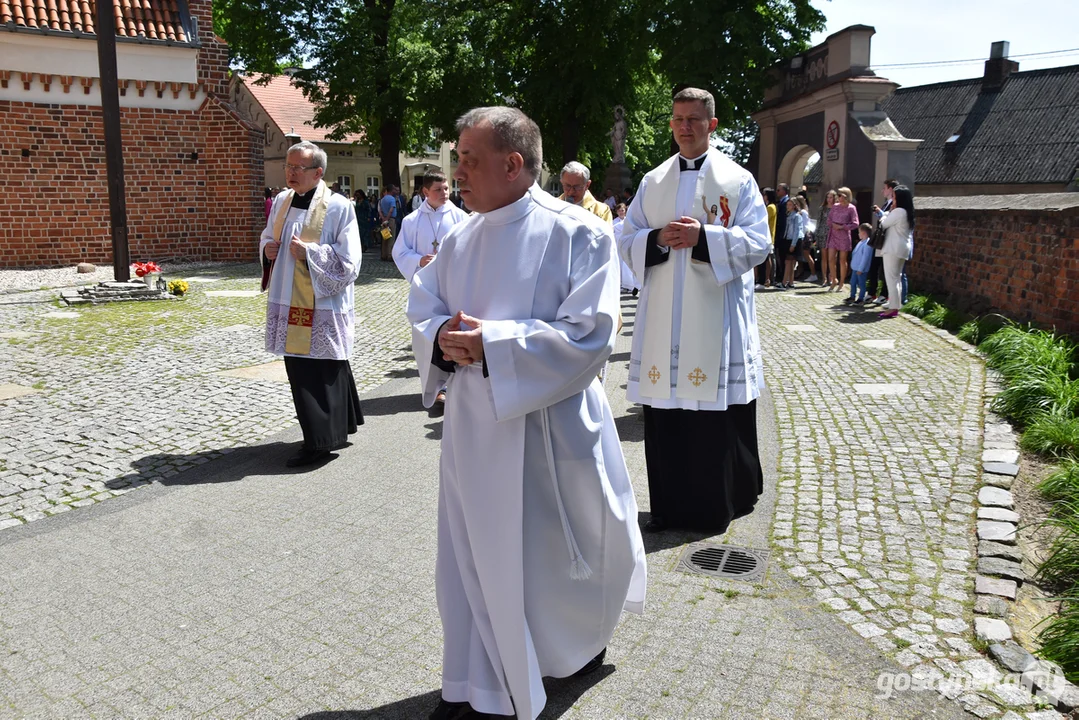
top-left (573, 647), bottom-right (606, 677)
top-left (285, 447), bottom-right (331, 468)
top-left (642, 516), bottom-right (667, 533)
top-left (428, 699), bottom-right (476, 720)
top-left (631, 288), bottom-right (638, 297)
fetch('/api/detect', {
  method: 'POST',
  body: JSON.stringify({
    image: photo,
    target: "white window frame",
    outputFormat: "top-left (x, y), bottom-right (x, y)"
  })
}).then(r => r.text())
top-left (336, 175), bottom-right (352, 196)
top-left (366, 176), bottom-right (380, 196)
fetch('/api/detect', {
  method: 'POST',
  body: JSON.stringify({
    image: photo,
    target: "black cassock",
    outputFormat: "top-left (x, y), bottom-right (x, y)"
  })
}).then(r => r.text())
top-left (284, 356), bottom-right (363, 452)
top-left (642, 400), bottom-right (763, 532)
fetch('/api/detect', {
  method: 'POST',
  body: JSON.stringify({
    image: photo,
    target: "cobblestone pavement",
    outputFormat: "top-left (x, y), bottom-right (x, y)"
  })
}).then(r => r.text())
top-left (0, 290), bottom-right (972, 720)
top-left (755, 288), bottom-right (1056, 719)
top-left (0, 253), bottom-right (413, 530)
top-left (0, 269), bottom-right (1055, 719)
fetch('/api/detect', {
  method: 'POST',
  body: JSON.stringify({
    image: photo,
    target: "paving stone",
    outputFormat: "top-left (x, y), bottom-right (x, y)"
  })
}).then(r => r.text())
top-left (973, 597), bottom-right (1007, 623)
top-left (979, 486), bottom-right (1015, 508)
top-left (974, 617), bottom-right (1013, 642)
top-left (0, 384), bottom-right (39, 401)
top-left (988, 642), bottom-right (1038, 674)
top-left (852, 383), bottom-right (909, 395)
top-left (982, 448), bottom-right (1020, 465)
top-left (977, 506), bottom-right (1020, 523)
top-left (983, 462), bottom-right (1020, 477)
top-left (975, 575), bottom-right (1018, 600)
top-left (783, 324), bottom-right (818, 332)
top-left (1024, 711), bottom-right (1066, 720)
top-left (977, 557), bottom-right (1025, 583)
top-left (986, 682), bottom-right (1035, 708)
top-left (983, 474), bottom-right (1014, 489)
top-left (857, 339), bottom-right (896, 349)
top-left (977, 521), bottom-right (1017, 543)
top-left (979, 541), bottom-right (1023, 563)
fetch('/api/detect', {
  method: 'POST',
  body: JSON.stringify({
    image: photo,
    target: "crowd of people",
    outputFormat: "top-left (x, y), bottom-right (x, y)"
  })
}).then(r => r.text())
top-left (752, 179), bottom-right (913, 317)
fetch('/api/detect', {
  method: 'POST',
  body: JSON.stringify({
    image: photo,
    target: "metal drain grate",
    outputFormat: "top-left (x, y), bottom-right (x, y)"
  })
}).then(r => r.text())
top-left (675, 542), bottom-right (769, 582)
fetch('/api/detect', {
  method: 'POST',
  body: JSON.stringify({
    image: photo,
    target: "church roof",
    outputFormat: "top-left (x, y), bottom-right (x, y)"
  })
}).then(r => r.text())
top-left (0, 0), bottom-right (190, 43)
top-left (243, 74), bottom-right (366, 145)
top-left (883, 64), bottom-right (1079, 187)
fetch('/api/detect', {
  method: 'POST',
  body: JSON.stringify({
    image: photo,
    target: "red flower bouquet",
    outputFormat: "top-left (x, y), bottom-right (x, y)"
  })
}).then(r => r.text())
top-left (132, 262), bottom-right (162, 278)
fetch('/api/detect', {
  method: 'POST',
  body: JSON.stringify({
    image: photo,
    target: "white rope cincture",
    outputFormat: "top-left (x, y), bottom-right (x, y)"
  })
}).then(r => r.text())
top-left (540, 407), bottom-right (592, 581)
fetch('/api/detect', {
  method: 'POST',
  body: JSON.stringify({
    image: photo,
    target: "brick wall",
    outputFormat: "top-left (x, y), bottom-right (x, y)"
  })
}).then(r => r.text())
top-left (0, 99), bottom-right (264, 267)
top-left (908, 194), bottom-right (1079, 336)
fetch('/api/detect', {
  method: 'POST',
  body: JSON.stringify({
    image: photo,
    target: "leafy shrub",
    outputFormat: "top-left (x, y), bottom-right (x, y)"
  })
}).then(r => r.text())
top-left (1022, 414), bottom-right (1079, 459)
top-left (1040, 460), bottom-right (1079, 503)
top-left (1037, 587), bottom-right (1079, 683)
top-left (902, 294), bottom-right (936, 318)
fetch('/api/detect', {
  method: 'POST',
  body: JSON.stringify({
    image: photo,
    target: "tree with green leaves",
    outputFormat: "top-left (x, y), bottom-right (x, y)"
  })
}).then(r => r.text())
top-left (215, 0), bottom-right (824, 186)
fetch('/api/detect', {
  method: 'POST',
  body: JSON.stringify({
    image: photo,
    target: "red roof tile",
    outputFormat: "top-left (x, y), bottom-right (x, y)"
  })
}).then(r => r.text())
top-left (0, 0), bottom-right (189, 43)
top-left (244, 74), bottom-right (365, 145)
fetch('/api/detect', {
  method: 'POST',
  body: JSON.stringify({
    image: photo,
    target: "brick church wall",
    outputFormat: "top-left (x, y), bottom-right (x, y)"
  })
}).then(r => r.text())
top-left (0, 0), bottom-right (264, 268)
top-left (908, 195), bottom-right (1079, 337)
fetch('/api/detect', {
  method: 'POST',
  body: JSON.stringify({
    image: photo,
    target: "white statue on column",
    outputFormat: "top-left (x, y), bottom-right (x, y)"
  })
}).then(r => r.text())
top-left (610, 105), bottom-right (627, 164)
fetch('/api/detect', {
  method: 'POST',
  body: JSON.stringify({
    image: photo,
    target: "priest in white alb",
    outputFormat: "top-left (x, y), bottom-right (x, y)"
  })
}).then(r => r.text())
top-left (392, 170), bottom-right (469, 283)
top-left (619, 88), bottom-right (770, 533)
top-left (407, 107), bottom-right (647, 720)
top-left (260, 141), bottom-right (364, 468)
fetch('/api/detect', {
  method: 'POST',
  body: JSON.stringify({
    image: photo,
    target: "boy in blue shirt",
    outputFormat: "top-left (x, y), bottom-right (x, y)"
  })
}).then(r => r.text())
top-left (845, 223), bottom-right (874, 304)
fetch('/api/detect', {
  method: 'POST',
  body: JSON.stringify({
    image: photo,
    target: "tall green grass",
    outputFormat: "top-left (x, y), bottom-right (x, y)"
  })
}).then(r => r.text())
top-left (1040, 460), bottom-right (1079, 504)
top-left (1036, 589), bottom-right (1079, 681)
top-left (900, 295), bottom-right (1079, 680)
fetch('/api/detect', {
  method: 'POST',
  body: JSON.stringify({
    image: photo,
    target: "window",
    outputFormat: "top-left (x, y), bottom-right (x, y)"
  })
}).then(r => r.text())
top-left (337, 175), bottom-right (352, 196)
top-left (367, 176), bottom-right (380, 195)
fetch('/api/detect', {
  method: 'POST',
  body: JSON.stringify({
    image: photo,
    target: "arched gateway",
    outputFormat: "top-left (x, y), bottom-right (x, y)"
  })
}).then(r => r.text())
top-left (749, 25), bottom-right (921, 210)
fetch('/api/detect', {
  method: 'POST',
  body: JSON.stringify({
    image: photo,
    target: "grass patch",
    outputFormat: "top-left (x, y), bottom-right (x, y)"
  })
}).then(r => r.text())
top-left (1035, 589), bottom-right (1079, 681)
top-left (1035, 502), bottom-right (1079, 591)
top-left (923, 304), bottom-right (971, 332)
top-left (1040, 460), bottom-right (1079, 504)
top-left (957, 314), bottom-right (1007, 345)
top-left (902, 293), bottom-right (937, 318)
top-left (1022, 414), bottom-right (1079, 458)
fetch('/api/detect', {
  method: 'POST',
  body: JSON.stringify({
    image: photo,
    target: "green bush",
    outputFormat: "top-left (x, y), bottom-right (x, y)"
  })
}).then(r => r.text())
top-left (1022, 414), bottom-right (1079, 459)
top-left (979, 324), bottom-right (1077, 382)
top-left (993, 372), bottom-right (1079, 426)
top-left (923, 304), bottom-right (972, 333)
top-left (1037, 588), bottom-right (1079, 683)
top-left (957, 314), bottom-right (1007, 345)
top-left (902, 294), bottom-right (937, 318)
top-left (1040, 460), bottom-right (1079, 503)
top-left (1035, 501), bottom-right (1079, 591)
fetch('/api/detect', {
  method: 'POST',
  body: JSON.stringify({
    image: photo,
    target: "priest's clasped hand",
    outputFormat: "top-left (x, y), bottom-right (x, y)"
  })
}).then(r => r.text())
top-left (264, 240), bottom-right (280, 260)
top-left (419, 254), bottom-right (437, 268)
top-left (439, 310), bottom-right (485, 366)
top-left (289, 235), bottom-right (316, 262)
top-left (658, 216), bottom-right (701, 249)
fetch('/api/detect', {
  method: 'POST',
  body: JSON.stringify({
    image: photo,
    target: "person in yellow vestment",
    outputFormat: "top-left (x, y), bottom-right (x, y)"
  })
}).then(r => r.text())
top-left (260, 141), bottom-right (364, 467)
top-left (558, 161), bottom-right (612, 223)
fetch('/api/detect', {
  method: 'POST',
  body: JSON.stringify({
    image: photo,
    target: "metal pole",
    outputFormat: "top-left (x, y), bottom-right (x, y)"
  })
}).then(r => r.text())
top-left (95, 0), bottom-right (130, 281)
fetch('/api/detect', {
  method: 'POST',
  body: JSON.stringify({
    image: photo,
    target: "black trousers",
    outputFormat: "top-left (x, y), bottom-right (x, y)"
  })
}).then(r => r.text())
top-left (284, 356), bottom-right (364, 451)
top-left (866, 255), bottom-right (887, 298)
top-left (642, 401), bottom-right (764, 533)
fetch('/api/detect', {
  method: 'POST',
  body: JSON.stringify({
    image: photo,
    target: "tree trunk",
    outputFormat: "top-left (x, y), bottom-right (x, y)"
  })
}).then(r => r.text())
top-left (365, 0), bottom-right (400, 190)
top-left (380, 118), bottom-right (402, 190)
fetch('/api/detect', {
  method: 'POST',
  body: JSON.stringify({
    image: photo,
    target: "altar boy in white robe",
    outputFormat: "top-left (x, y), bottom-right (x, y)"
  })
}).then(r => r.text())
top-left (407, 106), bottom-right (647, 720)
top-left (392, 170), bottom-right (469, 283)
top-left (619, 88), bottom-right (771, 533)
top-left (261, 141), bottom-right (364, 468)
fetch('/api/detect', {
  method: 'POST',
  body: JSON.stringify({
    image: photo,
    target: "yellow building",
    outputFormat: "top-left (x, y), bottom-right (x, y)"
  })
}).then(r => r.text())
top-left (229, 73), bottom-right (458, 198)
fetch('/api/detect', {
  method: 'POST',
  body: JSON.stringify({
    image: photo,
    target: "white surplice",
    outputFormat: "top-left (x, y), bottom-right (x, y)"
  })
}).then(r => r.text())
top-left (407, 185), bottom-right (647, 720)
top-left (618, 151), bottom-right (771, 410)
top-left (392, 198), bottom-right (470, 282)
top-left (260, 184), bottom-right (362, 359)
top-left (612, 216), bottom-right (637, 290)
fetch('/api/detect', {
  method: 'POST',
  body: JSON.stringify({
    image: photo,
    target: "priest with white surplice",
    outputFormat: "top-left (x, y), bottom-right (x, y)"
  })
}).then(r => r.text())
top-left (407, 106), bottom-right (647, 720)
top-left (260, 141), bottom-right (364, 468)
top-left (619, 88), bottom-right (771, 534)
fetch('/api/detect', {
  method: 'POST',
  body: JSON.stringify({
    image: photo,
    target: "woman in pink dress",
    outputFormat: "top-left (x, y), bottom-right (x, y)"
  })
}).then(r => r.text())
top-left (826, 186), bottom-right (859, 292)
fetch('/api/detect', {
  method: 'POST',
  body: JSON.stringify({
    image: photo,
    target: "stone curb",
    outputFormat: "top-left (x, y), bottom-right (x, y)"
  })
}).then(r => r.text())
top-left (901, 311), bottom-right (1079, 719)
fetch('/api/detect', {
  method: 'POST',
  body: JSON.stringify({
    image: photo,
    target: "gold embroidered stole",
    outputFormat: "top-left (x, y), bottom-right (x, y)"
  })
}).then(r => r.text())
top-left (270, 181), bottom-right (331, 355)
top-left (637, 151), bottom-right (742, 402)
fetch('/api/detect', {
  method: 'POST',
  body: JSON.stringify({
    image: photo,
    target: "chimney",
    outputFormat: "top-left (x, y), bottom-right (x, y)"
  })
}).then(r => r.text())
top-left (982, 41), bottom-right (1018, 92)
